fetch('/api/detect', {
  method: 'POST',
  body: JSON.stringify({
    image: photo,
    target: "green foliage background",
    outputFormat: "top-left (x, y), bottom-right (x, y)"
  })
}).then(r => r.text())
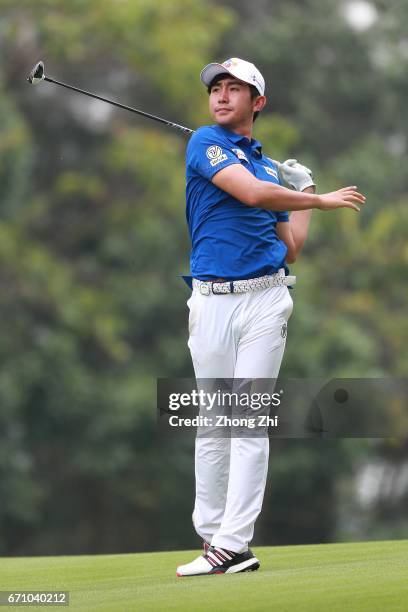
top-left (0, 0), bottom-right (407, 555)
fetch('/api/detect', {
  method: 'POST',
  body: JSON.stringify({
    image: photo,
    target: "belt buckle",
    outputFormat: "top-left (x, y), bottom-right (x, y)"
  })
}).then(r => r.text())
top-left (200, 283), bottom-right (210, 296)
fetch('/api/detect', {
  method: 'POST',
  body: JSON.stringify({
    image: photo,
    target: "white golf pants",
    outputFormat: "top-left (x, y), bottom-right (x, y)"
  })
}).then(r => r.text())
top-left (187, 284), bottom-right (293, 553)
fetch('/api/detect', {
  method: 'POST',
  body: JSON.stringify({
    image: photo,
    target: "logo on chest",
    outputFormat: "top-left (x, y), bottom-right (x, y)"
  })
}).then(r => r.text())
top-left (263, 165), bottom-right (279, 180)
top-left (232, 148), bottom-right (249, 162)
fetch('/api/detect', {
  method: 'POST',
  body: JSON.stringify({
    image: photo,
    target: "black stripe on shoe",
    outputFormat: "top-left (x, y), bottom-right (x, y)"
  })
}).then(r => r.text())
top-left (203, 545), bottom-right (260, 574)
top-left (203, 540), bottom-right (254, 558)
top-left (212, 550), bottom-right (227, 562)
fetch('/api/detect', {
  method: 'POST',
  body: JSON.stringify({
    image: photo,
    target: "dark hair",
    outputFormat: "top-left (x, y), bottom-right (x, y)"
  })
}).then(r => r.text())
top-left (207, 73), bottom-right (261, 122)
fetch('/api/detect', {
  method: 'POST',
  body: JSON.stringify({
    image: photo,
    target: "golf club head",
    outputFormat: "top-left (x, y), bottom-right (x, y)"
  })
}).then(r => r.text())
top-left (27, 61), bottom-right (45, 84)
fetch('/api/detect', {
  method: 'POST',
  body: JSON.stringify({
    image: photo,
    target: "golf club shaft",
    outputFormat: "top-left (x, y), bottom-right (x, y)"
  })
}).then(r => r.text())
top-left (43, 76), bottom-right (194, 135)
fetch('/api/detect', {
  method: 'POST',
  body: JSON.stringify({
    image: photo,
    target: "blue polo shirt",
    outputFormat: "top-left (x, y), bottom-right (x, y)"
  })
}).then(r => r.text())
top-left (184, 124), bottom-right (289, 286)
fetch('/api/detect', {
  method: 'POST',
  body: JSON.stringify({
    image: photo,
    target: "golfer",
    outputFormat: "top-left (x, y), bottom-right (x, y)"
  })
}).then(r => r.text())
top-left (176, 58), bottom-right (365, 577)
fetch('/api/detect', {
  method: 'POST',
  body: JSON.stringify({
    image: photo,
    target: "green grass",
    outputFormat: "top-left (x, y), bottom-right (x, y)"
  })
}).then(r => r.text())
top-left (0, 540), bottom-right (407, 611)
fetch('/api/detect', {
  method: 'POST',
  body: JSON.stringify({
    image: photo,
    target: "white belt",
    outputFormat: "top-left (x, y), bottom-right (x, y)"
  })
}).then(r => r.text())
top-left (192, 268), bottom-right (296, 295)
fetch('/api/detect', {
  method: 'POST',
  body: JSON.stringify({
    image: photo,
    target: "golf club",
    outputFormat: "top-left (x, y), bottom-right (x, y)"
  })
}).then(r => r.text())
top-left (27, 61), bottom-right (194, 135)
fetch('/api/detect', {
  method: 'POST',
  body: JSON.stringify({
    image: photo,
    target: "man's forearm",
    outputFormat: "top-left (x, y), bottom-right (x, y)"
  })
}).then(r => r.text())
top-left (289, 186), bottom-right (314, 255)
top-left (212, 165), bottom-right (364, 212)
top-left (252, 181), bottom-right (320, 211)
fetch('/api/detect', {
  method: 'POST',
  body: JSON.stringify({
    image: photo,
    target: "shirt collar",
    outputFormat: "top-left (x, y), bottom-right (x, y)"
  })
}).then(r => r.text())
top-left (215, 125), bottom-right (263, 156)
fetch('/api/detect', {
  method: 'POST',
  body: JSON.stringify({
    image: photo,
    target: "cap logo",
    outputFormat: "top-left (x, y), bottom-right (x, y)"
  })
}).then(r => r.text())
top-left (222, 58), bottom-right (239, 69)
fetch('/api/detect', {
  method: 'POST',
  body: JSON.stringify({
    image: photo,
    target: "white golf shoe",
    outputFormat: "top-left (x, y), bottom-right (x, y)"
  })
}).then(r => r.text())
top-left (176, 545), bottom-right (260, 577)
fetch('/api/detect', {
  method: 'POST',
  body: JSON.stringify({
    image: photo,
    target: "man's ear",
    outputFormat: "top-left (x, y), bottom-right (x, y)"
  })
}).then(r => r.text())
top-left (253, 95), bottom-right (267, 113)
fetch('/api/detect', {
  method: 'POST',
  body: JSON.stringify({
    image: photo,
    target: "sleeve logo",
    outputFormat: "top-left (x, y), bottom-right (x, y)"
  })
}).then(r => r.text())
top-left (206, 145), bottom-right (223, 159)
top-left (206, 145), bottom-right (228, 167)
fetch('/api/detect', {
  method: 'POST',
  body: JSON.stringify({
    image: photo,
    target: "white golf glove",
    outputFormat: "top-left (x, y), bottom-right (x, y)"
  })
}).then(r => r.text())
top-left (275, 158), bottom-right (315, 192)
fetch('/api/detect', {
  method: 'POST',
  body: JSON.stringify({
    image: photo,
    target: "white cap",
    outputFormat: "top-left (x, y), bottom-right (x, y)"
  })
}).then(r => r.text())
top-left (200, 57), bottom-right (265, 96)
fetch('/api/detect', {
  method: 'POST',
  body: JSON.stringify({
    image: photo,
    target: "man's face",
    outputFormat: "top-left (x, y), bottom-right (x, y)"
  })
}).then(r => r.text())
top-left (209, 77), bottom-right (261, 129)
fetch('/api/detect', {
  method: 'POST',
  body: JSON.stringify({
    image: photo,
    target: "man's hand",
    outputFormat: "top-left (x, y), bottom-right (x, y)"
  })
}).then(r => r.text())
top-left (317, 186), bottom-right (365, 212)
top-left (275, 158), bottom-right (315, 192)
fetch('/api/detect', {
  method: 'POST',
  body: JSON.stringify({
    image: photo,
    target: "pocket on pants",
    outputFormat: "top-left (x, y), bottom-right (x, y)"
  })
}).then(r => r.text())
top-left (284, 288), bottom-right (294, 321)
top-left (187, 292), bottom-right (201, 335)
